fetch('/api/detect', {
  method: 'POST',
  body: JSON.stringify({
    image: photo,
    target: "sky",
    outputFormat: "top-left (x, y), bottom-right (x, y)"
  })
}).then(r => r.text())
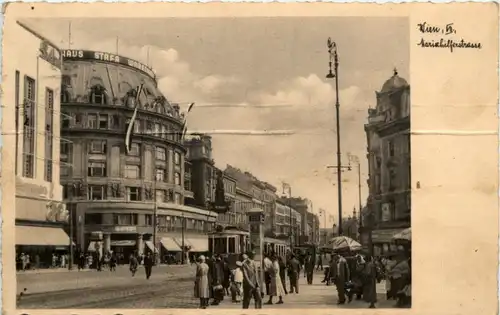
top-left (25, 17), bottom-right (409, 228)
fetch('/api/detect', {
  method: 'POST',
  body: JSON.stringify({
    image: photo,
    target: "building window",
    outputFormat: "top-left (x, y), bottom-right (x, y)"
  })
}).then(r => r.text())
top-left (155, 168), bottom-right (166, 182)
top-left (85, 213), bottom-right (103, 225)
top-left (15, 70), bottom-right (20, 175)
top-left (99, 114), bottom-right (109, 129)
top-left (145, 214), bottom-right (153, 226)
top-left (89, 140), bottom-right (106, 154)
top-left (125, 165), bottom-right (140, 179)
top-left (90, 85), bottom-right (107, 104)
top-left (155, 189), bottom-right (166, 203)
top-left (174, 193), bottom-right (181, 204)
top-left (388, 140), bottom-right (395, 157)
top-left (88, 161), bottom-right (106, 177)
top-left (154, 123), bottom-right (161, 136)
top-left (111, 114), bottom-right (120, 129)
top-left (146, 122), bottom-right (153, 134)
top-left (60, 142), bottom-right (72, 178)
top-left (113, 213), bottom-right (138, 225)
top-left (128, 143), bottom-right (140, 156)
top-left (155, 147), bottom-right (166, 161)
top-left (22, 76), bottom-right (36, 178)
top-left (388, 169), bottom-right (397, 191)
top-left (44, 88), bottom-right (54, 182)
top-left (127, 187), bottom-right (141, 201)
top-left (174, 172), bottom-right (181, 185)
top-left (88, 185), bottom-right (106, 200)
top-left (174, 152), bottom-right (181, 165)
top-left (87, 114), bottom-right (98, 129)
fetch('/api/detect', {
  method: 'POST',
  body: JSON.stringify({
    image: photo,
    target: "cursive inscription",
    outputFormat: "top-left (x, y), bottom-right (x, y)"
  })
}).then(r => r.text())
top-left (416, 22), bottom-right (481, 52)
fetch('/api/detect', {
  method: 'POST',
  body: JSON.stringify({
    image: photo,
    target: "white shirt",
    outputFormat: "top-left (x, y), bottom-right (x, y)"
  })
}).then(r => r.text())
top-left (234, 268), bottom-right (244, 283)
top-left (263, 257), bottom-right (273, 272)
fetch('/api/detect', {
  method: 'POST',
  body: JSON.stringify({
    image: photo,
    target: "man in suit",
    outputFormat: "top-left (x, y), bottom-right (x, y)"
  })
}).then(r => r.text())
top-left (287, 254), bottom-right (301, 294)
top-left (304, 253), bottom-right (315, 285)
top-left (331, 254), bottom-right (350, 304)
top-left (241, 252), bottom-right (262, 309)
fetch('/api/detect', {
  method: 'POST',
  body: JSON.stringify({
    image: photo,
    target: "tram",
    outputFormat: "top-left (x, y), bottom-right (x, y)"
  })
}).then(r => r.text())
top-left (263, 237), bottom-right (290, 259)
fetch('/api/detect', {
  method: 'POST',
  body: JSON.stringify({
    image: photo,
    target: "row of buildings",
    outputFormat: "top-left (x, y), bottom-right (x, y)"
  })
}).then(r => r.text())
top-left (7, 21), bottom-right (319, 267)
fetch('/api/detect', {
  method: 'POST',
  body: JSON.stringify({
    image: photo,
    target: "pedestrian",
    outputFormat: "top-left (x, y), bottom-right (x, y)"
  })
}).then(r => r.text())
top-left (144, 251), bottom-right (154, 279)
top-left (129, 253), bottom-right (138, 277)
top-left (266, 254), bottom-right (285, 305)
top-left (287, 254), bottom-right (301, 294)
top-left (222, 255), bottom-right (231, 296)
top-left (304, 253), bottom-right (315, 285)
top-left (383, 255), bottom-right (396, 299)
top-left (194, 255), bottom-right (210, 309)
top-left (230, 261), bottom-right (244, 303)
top-left (332, 254), bottom-right (350, 305)
top-left (362, 255), bottom-right (377, 308)
top-left (277, 256), bottom-right (288, 294)
top-left (317, 253), bottom-right (323, 271)
top-left (241, 252), bottom-right (262, 309)
top-left (211, 255), bottom-right (225, 305)
top-left (263, 253), bottom-right (273, 296)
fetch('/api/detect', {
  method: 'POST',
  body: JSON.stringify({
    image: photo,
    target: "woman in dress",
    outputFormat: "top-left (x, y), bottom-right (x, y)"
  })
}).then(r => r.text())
top-left (266, 254), bottom-right (286, 305)
top-left (362, 255), bottom-right (377, 308)
top-left (195, 255), bottom-right (210, 309)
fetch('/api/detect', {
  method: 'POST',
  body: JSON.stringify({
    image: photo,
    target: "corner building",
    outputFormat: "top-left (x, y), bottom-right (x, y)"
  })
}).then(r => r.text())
top-left (4, 21), bottom-right (70, 268)
top-left (60, 49), bottom-right (216, 260)
top-left (364, 70), bottom-right (411, 256)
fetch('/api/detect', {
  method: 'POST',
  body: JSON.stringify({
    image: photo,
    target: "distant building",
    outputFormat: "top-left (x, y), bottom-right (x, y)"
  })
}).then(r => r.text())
top-left (364, 69), bottom-right (411, 256)
top-left (6, 21), bottom-right (70, 267)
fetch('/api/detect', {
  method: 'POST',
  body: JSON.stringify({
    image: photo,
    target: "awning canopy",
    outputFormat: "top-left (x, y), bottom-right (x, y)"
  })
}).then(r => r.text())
top-left (144, 240), bottom-right (159, 253)
top-left (187, 237), bottom-right (209, 252)
top-left (16, 225), bottom-right (72, 246)
top-left (160, 237), bottom-right (181, 251)
top-left (110, 240), bottom-right (136, 246)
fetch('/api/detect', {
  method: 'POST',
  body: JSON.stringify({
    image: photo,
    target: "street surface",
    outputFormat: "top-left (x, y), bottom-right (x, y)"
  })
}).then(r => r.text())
top-left (18, 267), bottom-right (395, 309)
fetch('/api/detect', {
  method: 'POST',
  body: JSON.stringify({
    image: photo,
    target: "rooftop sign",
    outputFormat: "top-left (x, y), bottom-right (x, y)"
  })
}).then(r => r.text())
top-left (61, 49), bottom-right (156, 80)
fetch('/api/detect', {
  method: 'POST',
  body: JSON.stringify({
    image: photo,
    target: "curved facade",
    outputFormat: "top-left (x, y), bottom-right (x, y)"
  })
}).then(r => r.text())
top-left (59, 50), bottom-right (216, 260)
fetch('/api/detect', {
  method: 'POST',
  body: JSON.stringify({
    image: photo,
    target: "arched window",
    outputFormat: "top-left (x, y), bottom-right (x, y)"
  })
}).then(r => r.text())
top-left (174, 172), bottom-right (181, 186)
top-left (124, 88), bottom-right (138, 108)
top-left (89, 84), bottom-right (108, 105)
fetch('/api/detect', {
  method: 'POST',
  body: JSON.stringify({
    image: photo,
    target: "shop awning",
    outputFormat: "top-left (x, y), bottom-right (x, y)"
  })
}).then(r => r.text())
top-left (110, 240), bottom-right (136, 246)
top-left (144, 241), bottom-right (159, 253)
top-left (160, 237), bottom-right (181, 251)
top-left (371, 228), bottom-right (409, 244)
top-left (16, 225), bottom-right (72, 246)
top-left (186, 237), bottom-right (209, 252)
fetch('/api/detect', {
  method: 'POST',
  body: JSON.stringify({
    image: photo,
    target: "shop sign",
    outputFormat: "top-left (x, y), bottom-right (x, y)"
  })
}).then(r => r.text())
top-left (46, 202), bottom-right (68, 222)
top-left (113, 226), bottom-right (137, 233)
top-left (61, 49), bottom-right (155, 79)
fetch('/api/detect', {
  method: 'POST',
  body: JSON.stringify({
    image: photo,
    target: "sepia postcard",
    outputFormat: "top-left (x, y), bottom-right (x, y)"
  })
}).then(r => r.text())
top-left (1, 2), bottom-right (498, 315)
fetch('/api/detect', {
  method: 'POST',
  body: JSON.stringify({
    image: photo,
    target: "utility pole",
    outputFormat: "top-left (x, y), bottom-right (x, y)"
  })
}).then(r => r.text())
top-left (69, 204), bottom-right (73, 270)
top-left (181, 213), bottom-right (185, 264)
top-left (152, 179), bottom-right (158, 265)
top-left (326, 38), bottom-right (343, 236)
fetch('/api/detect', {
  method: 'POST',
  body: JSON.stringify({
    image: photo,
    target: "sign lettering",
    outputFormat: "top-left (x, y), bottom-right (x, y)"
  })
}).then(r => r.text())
top-left (61, 49), bottom-right (156, 79)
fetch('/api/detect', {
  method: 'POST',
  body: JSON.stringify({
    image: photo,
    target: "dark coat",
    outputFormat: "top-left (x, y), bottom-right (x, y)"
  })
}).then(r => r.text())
top-left (144, 255), bottom-right (154, 267)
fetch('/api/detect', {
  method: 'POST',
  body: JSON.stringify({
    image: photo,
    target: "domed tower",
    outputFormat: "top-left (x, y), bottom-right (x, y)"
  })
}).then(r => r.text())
top-left (363, 68), bottom-right (411, 257)
top-left (59, 49), bottom-right (216, 259)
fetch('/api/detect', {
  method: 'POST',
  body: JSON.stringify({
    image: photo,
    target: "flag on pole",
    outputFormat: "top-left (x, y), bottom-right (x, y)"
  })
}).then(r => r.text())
top-left (125, 84), bottom-right (144, 154)
top-left (181, 102), bottom-right (195, 140)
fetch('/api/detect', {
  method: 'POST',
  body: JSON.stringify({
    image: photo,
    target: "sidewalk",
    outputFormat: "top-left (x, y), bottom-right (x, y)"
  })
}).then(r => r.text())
top-left (217, 271), bottom-right (394, 309)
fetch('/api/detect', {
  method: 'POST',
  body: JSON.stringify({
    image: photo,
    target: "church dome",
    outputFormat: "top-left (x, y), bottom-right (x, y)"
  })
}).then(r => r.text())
top-left (381, 69), bottom-right (408, 93)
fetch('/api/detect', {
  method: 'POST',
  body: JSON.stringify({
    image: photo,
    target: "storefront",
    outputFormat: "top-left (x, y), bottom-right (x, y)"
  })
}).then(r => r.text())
top-left (371, 228), bottom-right (408, 256)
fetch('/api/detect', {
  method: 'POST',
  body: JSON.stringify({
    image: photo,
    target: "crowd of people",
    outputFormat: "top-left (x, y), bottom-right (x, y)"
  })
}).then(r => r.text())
top-left (192, 248), bottom-right (411, 309)
top-left (320, 250), bottom-right (411, 308)
top-left (16, 253), bottom-right (69, 271)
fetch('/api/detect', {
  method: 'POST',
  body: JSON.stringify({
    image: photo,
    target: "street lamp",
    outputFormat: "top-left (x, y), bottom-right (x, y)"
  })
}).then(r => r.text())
top-left (326, 37), bottom-right (343, 236)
